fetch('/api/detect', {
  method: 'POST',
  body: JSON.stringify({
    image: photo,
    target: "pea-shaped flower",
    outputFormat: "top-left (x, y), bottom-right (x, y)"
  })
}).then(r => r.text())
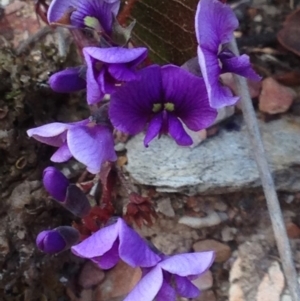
top-left (109, 64), bottom-right (217, 147)
top-left (27, 119), bottom-right (117, 174)
top-left (49, 47), bottom-right (148, 105)
top-left (83, 47), bottom-right (148, 104)
top-left (71, 218), bottom-right (161, 269)
top-left (124, 252), bottom-right (215, 301)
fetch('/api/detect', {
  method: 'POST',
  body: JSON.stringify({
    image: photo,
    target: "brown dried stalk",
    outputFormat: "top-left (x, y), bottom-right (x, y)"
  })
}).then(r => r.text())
top-left (228, 38), bottom-right (300, 301)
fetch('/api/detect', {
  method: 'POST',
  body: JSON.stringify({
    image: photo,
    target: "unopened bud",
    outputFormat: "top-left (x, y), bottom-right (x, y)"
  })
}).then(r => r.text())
top-left (43, 167), bottom-right (91, 218)
top-left (36, 226), bottom-right (80, 254)
top-left (43, 167), bottom-right (69, 202)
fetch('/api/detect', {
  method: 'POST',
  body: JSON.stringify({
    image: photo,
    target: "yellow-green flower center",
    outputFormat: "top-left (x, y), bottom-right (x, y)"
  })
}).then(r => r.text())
top-left (164, 102), bottom-right (174, 111)
top-left (84, 16), bottom-right (101, 31)
top-left (152, 102), bottom-right (175, 113)
top-left (152, 103), bottom-right (162, 113)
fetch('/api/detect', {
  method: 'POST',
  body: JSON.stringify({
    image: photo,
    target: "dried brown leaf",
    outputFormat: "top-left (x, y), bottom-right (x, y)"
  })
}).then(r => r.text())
top-left (119, 0), bottom-right (198, 65)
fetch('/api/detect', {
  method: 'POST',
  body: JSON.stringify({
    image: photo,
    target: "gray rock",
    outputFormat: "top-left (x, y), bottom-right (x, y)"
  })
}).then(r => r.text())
top-left (125, 116), bottom-right (300, 194)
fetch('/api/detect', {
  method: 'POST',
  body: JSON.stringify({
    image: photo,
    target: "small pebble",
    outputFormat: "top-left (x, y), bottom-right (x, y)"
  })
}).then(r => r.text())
top-left (192, 270), bottom-right (213, 291)
top-left (179, 211), bottom-right (224, 229)
top-left (214, 200), bottom-right (228, 212)
top-left (157, 198), bottom-right (175, 217)
top-left (78, 261), bottom-right (105, 289)
top-left (253, 14), bottom-right (263, 22)
top-left (114, 142), bottom-right (126, 152)
top-left (193, 239), bottom-right (231, 263)
top-left (221, 226), bottom-right (237, 242)
top-left (259, 78), bottom-right (296, 114)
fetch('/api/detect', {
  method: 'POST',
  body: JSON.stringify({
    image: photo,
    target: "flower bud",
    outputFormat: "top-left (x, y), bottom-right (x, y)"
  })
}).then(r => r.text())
top-left (49, 67), bottom-right (86, 93)
top-left (36, 226), bottom-right (80, 254)
top-left (43, 167), bottom-right (69, 202)
top-left (43, 167), bottom-right (91, 218)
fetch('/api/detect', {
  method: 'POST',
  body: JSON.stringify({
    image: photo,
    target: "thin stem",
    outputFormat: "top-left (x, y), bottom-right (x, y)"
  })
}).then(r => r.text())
top-left (56, 27), bottom-right (68, 57)
top-left (228, 38), bottom-right (300, 301)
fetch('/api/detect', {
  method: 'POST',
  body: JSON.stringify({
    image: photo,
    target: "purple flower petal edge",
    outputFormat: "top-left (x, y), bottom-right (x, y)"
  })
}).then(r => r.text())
top-left (195, 0), bottom-right (238, 51)
top-left (197, 46), bottom-right (239, 108)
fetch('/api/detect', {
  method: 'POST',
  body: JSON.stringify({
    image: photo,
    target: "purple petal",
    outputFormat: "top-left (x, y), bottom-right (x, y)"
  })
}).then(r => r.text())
top-left (83, 50), bottom-right (105, 105)
top-left (168, 114), bottom-right (193, 146)
top-left (98, 67), bottom-right (117, 95)
top-left (108, 64), bottom-right (139, 81)
top-left (156, 280), bottom-right (177, 301)
top-left (51, 142), bottom-right (73, 162)
top-left (43, 167), bottom-right (69, 202)
top-left (27, 123), bottom-right (69, 147)
top-left (83, 47), bottom-right (147, 64)
top-left (36, 230), bottom-right (66, 254)
top-left (124, 266), bottom-right (163, 301)
top-left (195, 0), bottom-right (238, 51)
top-left (67, 125), bottom-right (117, 174)
top-left (109, 65), bottom-right (163, 135)
top-left (144, 112), bottom-right (163, 147)
top-left (47, 0), bottom-right (79, 24)
top-left (160, 252), bottom-right (215, 276)
top-left (175, 275), bottom-right (200, 298)
top-left (93, 239), bottom-right (120, 269)
top-left (197, 46), bottom-right (238, 108)
top-left (220, 52), bottom-right (261, 81)
top-left (71, 220), bottom-right (119, 258)
top-left (49, 67), bottom-right (86, 93)
top-left (118, 219), bottom-right (161, 268)
top-left (161, 65), bottom-right (217, 130)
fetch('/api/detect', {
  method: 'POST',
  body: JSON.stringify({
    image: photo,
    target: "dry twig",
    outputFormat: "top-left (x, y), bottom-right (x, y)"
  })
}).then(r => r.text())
top-left (228, 38), bottom-right (300, 301)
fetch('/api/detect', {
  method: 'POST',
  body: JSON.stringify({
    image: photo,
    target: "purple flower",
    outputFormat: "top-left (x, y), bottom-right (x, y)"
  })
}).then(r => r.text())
top-left (27, 119), bottom-right (117, 174)
top-left (48, 0), bottom-right (120, 35)
top-left (71, 218), bottom-right (161, 269)
top-left (109, 64), bottom-right (217, 147)
top-left (83, 47), bottom-right (148, 104)
top-left (195, 0), bottom-right (261, 108)
top-left (124, 252), bottom-right (215, 301)
top-left (49, 47), bottom-right (147, 105)
top-left (37, 226), bottom-right (80, 254)
top-left (43, 167), bottom-right (91, 217)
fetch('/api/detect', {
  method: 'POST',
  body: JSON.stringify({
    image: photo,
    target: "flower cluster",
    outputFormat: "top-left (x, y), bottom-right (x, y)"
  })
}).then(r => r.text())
top-left (28, 0), bottom-right (261, 299)
top-left (28, 0), bottom-right (260, 174)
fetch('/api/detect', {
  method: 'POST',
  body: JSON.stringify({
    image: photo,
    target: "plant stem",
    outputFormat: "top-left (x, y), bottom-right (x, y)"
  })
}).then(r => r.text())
top-left (228, 38), bottom-right (300, 301)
